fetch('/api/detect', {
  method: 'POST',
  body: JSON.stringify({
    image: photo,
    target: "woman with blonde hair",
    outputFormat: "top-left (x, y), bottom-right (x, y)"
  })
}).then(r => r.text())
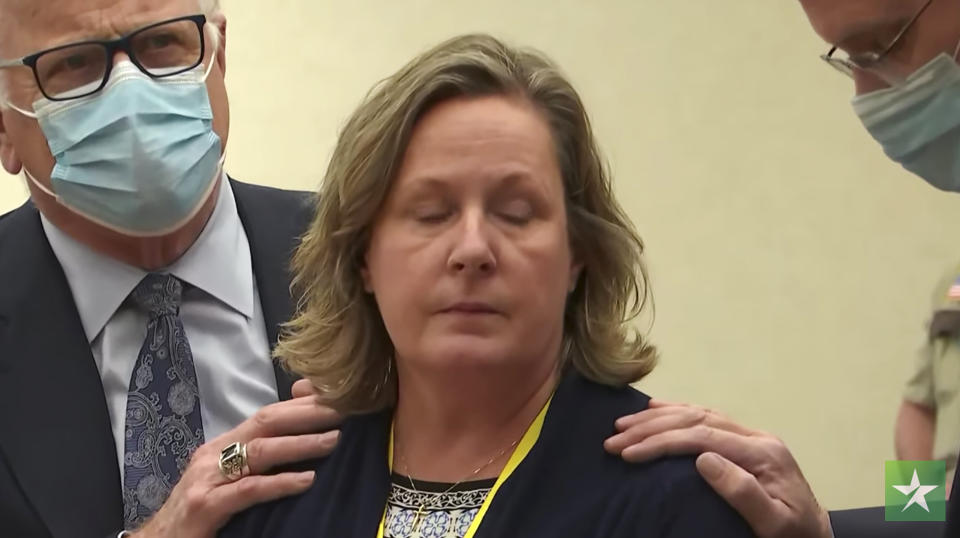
top-left (221, 34), bottom-right (752, 537)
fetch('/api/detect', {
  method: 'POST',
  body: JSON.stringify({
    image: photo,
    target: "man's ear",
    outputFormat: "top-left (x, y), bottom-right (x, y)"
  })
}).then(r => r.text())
top-left (212, 14), bottom-right (228, 76)
top-left (0, 112), bottom-right (23, 175)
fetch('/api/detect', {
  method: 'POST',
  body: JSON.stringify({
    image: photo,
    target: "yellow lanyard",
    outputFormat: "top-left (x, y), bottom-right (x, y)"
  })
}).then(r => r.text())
top-left (376, 397), bottom-right (551, 538)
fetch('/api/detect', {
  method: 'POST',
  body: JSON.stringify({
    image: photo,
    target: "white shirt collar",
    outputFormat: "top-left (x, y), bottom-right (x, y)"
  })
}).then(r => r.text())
top-left (41, 174), bottom-right (255, 343)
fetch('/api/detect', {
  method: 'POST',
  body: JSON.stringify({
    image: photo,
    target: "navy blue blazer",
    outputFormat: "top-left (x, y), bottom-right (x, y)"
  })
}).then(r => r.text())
top-left (221, 371), bottom-right (755, 537)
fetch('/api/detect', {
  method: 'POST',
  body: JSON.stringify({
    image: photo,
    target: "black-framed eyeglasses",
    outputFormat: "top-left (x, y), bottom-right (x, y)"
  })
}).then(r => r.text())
top-left (0, 14), bottom-right (207, 102)
top-left (821, 0), bottom-right (933, 80)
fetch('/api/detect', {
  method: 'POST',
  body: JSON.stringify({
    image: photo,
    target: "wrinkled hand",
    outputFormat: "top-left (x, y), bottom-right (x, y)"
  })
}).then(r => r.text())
top-left (133, 379), bottom-right (341, 538)
top-left (605, 400), bottom-right (832, 538)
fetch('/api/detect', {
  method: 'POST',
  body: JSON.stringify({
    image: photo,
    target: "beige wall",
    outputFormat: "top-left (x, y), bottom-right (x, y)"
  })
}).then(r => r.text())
top-left (4, 0), bottom-right (960, 510)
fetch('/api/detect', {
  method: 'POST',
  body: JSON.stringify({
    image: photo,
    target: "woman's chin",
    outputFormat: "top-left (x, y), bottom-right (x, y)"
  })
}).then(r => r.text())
top-left (416, 337), bottom-right (516, 369)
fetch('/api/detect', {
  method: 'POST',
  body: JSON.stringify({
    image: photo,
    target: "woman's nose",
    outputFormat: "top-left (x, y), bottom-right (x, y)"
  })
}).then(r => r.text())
top-left (447, 212), bottom-right (497, 275)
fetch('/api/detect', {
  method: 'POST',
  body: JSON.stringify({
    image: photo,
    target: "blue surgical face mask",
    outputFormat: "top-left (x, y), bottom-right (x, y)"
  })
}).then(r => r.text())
top-left (13, 58), bottom-right (223, 236)
top-left (853, 52), bottom-right (960, 193)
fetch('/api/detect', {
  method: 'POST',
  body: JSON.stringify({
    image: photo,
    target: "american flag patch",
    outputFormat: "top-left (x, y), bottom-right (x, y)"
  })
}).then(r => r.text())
top-left (949, 277), bottom-right (960, 301)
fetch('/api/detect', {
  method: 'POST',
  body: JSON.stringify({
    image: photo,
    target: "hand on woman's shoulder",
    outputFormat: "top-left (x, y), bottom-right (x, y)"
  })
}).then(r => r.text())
top-left (641, 455), bottom-right (756, 538)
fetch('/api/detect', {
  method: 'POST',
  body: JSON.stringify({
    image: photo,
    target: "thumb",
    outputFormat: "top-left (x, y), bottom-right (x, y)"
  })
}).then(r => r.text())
top-left (291, 378), bottom-right (315, 399)
top-left (696, 452), bottom-right (780, 535)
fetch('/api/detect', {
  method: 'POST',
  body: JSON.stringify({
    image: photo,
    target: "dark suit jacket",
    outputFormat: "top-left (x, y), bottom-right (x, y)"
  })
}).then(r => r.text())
top-left (0, 179), bottom-right (312, 538)
top-left (946, 466), bottom-right (960, 537)
top-left (829, 506), bottom-right (946, 538)
top-left (220, 371), bottom-right (756, 538)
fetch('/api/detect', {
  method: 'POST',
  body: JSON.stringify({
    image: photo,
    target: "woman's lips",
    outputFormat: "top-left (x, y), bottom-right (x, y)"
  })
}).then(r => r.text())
top-left (441, 302), bottom-right (500, 314)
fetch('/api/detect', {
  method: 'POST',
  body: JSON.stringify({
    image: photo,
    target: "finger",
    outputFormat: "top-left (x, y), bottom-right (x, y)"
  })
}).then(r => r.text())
top-left (208, 471), bottom-right (316, 529)
top-left (647, 398), bottom-right (684, 409)
top-left (287, 391), bottom-right (328, 406)
top-left (226, 400), bottom-right (342, 442)
top-left (620, 426), bottom-right (770, 471)
top-left (613, 411), bottom-right (648, 431)
top-left (245, 431), bottom-right (340, 475)
top-left (615, 404), bottom-right (713, 431)
top-left (614, 405), bottom-right (704, 432)
top-left (612, 405), bottom-right (753, 441)
top-left (290, 379), bottom-right (314, 399)
top-left (696, 452), bottom-right (787, 536)
top-left (606, 411), bottom-right (707, 453)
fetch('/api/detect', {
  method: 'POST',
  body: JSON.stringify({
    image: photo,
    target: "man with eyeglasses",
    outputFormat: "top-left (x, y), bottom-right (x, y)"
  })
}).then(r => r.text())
top-left (608, 0), bottom-right (960, 537)
top-left (0, 1), bottom-right (345, 537)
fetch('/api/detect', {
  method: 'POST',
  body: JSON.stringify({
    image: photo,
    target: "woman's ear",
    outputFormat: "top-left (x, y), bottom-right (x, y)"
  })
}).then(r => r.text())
top-left (360, 255), bottom-right (374, 293)
top-left (569, 261), bottom-right (584, 293)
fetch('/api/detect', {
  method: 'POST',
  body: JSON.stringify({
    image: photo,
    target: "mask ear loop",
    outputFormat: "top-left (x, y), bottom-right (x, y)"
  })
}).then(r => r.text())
top-left (203, 23), bottom-right (227, 177)
top-left (202, 22), bottom-right (222, 82)
top-left (2, 94), bottom-right (38, 119)
top-left (23, 167), bottom-right (56, 198)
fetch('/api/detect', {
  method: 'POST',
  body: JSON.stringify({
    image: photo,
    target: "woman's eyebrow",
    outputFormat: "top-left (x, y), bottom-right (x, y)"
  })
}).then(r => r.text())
top-left (495, 171), bottom-right (556, 202)
top-left (389, 177), bottom-right (451, 206)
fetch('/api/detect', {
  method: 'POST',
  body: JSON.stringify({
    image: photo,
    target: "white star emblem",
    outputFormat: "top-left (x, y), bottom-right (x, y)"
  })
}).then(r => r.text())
top-left (892, 469), bottom-right (939, 512)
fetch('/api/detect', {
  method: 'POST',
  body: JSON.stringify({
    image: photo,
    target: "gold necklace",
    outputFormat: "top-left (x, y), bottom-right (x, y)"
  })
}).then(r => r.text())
top-left (398, 438), bottom-right (521, 533)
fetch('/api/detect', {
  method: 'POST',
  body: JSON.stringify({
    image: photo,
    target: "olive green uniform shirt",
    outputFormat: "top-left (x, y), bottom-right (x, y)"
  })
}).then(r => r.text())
top-left (904, 262), bottom-right (960, 477)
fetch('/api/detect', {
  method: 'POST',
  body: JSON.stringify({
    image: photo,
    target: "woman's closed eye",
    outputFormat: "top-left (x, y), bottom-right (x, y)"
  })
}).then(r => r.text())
top-left (412, 205), bottom-right (453, 224)
top-left (497, 199), bottom-right (534, 225)
top-left (406, 198), bottom-right (535, 225)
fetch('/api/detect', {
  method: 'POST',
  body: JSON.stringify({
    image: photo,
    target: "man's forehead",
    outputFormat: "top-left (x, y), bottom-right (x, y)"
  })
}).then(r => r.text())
top-left (0, 0), bottom-right (199, 56)
top-left (799, 0), bottom-right (922, 46)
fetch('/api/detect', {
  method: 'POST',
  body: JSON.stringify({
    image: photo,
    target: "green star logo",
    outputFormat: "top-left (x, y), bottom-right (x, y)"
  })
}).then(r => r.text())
top-left (884, 460), bottom-right (946, 521)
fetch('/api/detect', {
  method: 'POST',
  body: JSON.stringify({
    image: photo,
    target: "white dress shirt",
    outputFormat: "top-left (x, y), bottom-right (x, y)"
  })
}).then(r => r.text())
top-left (41, 175), bottom-right (281, 482)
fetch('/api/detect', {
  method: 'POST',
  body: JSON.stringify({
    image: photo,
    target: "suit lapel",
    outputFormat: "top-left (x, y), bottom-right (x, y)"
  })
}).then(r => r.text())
top-left (230, 179), bottom-right (313, 401)
top-left (0, 203), bottom-right (121, 538)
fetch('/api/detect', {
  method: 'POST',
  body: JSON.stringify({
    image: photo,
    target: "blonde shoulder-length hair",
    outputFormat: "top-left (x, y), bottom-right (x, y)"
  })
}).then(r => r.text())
top-left (277, 34), bottom-right (657, 414)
